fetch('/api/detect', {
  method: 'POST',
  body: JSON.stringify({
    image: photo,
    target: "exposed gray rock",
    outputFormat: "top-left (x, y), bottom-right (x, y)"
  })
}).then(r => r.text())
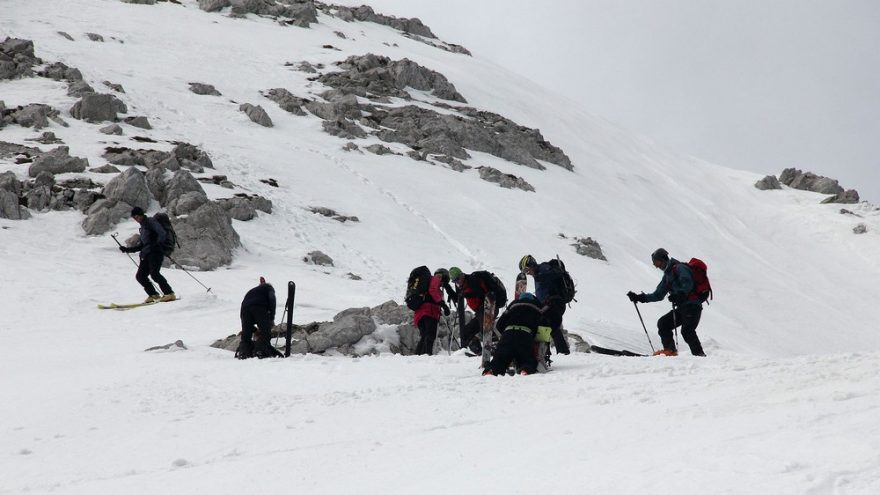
top-left (319, 54), bottom-right (466, 103)
top-left (168, 201), bottom-right (241, 270)
top-left (217, 194), bottom-right (272, 220)
top-left (71, 189), bottom-right (102, 212)
top-left (101, 167), bottom-right (151, 210)
top-left (220, 0), bottom-right (317, 27)
top-left (144, 340), bottom-right (187, 352)
top-left (81, 199), bottom-right (132, 235)
top-left (323, 4), bottom-right (436, 39)
top-left (156, 155), bottom-right (181, 172)
top-left (66, 80), bottom-right (95, 98)
top-left (172, 142), bottom-right (214, 169)
top-left (28, 132), bottom-right (63, 144)
top-left (779, 168), bottom-right (845, 195)
top-left (433, 154), bottom-right (469, 171)
top-left (188, 82), bottom-right (221, 96)
top-left (124, 116), bottom-right (152, 129)
top-left (334, 31), bottom-right (346, 39)
top-left (365, 104), bottom-right (572, 171)
top-left (37, 62), bottom-right (82, 82)
top-left (121, 0), bottom-right (158, 4)
top-left (0, 189), bottom-right (29, 220)
top-left (839, 208), bottom-right (862, 217)
top-left (33, 171), bottom-right (55, 188)
top-left (288, 60), bottom-right (323, 73)
top-left (198, 0), bottom-right (230, 12)
top-left (477, 166), bottom-right (535, 192)
top-left (853, 223), bottom-right (867, 234)
top-left (86, 33), bottom-right (105, 42)
top-left (821, 190), bottom-right (860, 204)
top-left (290, 307), bottom-right (376, 355)
top-left (10, 104), bottom-right (59, 129)
top-left (304, 250), bottom-right (333, 266)
top-left (164, 169), bottom-right (206, 207)
top-left (99, 123), bottom-right (123, 135)
top-left (365, 143), bottom-right (395, 155)
top-left (239, 103), bottom-right (273, 127)
top-left (168, 190), bottom-right (210, 215)
top-left (0, 141), bottom-right (41, 161)
top-left (102, 81), bottom-right (125, 93)
top-left (57, 31), bottom-right (74, 41)
top-left (322, 117), bottom-right (365, 139)
top-left (261, 88), bottom-right (307, 115)
top-left (308, 206), bottom-right (358, 223)
top-left (755, 175), bottom-right (782, 190)
top-left (28, 146), bottom-right (88, 177)
top-left (342, 142), bottom-right (360, 152)
top-left (70, 93), bottom-right (127, 123)
top-left (90, 164), bottom-right (121, 174)
top-left (26, 185), bottom-right (52, 211)
top-left (145, 168), bottom-right (167, 204)
top-left (572, 236), bottom-right (607, 261)
top-left (1, 38), bottom-right (42, 80)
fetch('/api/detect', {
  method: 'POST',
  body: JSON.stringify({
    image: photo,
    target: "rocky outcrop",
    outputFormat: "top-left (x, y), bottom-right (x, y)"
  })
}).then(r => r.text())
top-left (0, 171), bottom-right (30, 220)
top-left (821, 190), bottom-right (860, 204)
top-left (754, 175), bottom-right (782, 190)
top-left (779, 168), bottom-right (845, 195)
top-left (322, 4), bottom-right (434, 38)
top-left (853, 223), bottom-right (867, 234)
top-left (304, 250), bottom-right (333, 266)
top-left (477, 166), bottom-right (534, 192)
top-left (81, 199), bottom-right (133, 235)
top-left (124, 116), bottom-right (152, 129)
top-left (319, 54), bottom-right (466, 103)
top-left (69, 93), bottom-right (127, 123)
top-left (240, 103), bottom-right (273, 127)
top-left (28, 146), bottom-right (88, 177)
top-left (0, 38), bottom-right (42, 80)
top-left (37, 61), bottom-right (82, 82)
top-left (261, 88), bottom-right (307, 115)
top-left (99, 123), bottom-right (123, 135)
top-left (216, 194), bottom-right (272, 221)
top-left (101, 167), bottom-right (151, 210)
top-left (86, 33), bottom-right (105, 42)
top-left (308, 206), bottom-right (358, 223)
top-left (197, 0), bottom-right (229, 12)
top-left (169, 201), bottom-right (241, 270)
top-left (572, 237), bottom-right (607, 261)
top-left (200, 0), bottom-right (317, 27)
top-left (188, 82), bottom-right (221, 96)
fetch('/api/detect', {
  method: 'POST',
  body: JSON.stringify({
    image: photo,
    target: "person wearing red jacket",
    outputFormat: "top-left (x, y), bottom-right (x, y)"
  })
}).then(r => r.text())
top-left (413, 268), bottom-right (452, 355)
top-left (448, 267), bottom-right (507, 355)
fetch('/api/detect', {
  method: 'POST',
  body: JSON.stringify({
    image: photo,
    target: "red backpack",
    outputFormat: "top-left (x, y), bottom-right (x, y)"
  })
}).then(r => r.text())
top-left (685, 258), bottom-right (713, 303)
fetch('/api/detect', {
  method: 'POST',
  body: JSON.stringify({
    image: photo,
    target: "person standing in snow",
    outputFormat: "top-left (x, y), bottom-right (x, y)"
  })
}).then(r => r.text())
top-left (484, 292), bottom-right (544, 376)
top-left (413, 268), bottom-right (453, 355)
top-left (237, 277), bottom-right (277, 359)
top-left (119, 206), bottom-right (175, 303)
top-left (449, 267), bottom-right (507, 355)
top-left (627, 248), bottom-right (706, 356)
top-left (518, 255), bottom-right (570, 355)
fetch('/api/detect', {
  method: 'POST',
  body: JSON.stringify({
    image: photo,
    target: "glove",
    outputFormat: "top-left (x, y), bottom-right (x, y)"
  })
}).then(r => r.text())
top-left (119, 246), bottom-right (131, 253)
top-left (668, 293), bottom-right (686, 304)
top-left (626, 291), bottom-right (639, 303)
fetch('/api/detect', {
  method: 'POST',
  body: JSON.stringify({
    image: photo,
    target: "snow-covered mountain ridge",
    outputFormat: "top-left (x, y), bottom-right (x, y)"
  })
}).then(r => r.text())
top-left (2, 2), bottom-right (880, 493)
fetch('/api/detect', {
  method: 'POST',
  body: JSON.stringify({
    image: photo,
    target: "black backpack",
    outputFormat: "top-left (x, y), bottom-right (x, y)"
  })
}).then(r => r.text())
top-left (153, 212), bottom-right (179, 255)
top-left (548, 257), bottom-right (576, 303)
top-left (405, 265), bottom-right (432, 310)
top-left (488, 272), bottom-right (508, 308)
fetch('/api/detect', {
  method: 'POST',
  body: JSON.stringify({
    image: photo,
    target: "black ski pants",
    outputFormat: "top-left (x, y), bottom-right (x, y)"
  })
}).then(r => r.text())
top-left (136, 250), bottom-right (173, 296)
top-left (488, 329), bottom-right (537, 375)
top-left (415, 317), bottom-right (439, 356)
top-left (544, 299), bottom-right (570, 354)
top-left (657, 304), bottom-right (705, 356)
top-left (460, 304), bottom-right (484, 354)
top-left (241, 305), bottom-right (273, 347)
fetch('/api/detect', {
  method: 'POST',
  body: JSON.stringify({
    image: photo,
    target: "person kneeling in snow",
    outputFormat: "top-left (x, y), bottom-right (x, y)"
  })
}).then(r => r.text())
top-left (484, 292), bottom-right (545, 376)
top-left (236, 277), bottom-right (278, 359)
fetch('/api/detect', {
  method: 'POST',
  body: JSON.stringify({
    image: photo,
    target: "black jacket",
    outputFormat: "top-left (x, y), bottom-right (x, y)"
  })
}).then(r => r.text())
top-left (241, 284), bottom-right (276, 320)
top-left (130, 216), bottom-right (167, 258)
top-left (496, 299), bottom-right (545, 335)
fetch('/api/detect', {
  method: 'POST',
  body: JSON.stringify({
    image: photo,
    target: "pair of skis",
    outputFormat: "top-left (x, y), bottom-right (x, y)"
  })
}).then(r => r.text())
top-left (97, 298), bottom-right (179, 310)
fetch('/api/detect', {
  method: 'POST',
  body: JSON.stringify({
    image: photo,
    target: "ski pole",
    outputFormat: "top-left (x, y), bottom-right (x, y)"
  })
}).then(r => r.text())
top-left (110, 232), bottom-right (138, 267)
top-left (166, 255), bottom-right (212, 293)
top-left (633, 302), bottom-right (655, 352)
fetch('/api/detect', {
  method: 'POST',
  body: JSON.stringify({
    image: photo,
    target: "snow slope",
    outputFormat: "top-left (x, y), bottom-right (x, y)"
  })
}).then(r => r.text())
top-left (2, 1), bottom-right (880, 493)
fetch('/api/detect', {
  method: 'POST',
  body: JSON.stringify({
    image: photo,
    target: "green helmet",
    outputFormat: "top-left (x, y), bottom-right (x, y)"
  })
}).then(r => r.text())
top-left (448, 266), bottom-right (463, 282)
top-left (519, 255), bottom-right (536, 272)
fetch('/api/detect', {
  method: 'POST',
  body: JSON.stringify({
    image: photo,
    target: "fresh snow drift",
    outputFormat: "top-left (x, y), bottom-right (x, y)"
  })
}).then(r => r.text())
top-left (1, 1), bottom-right (879, 493)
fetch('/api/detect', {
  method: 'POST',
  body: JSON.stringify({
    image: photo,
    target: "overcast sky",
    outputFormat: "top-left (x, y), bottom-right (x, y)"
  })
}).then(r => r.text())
top-left (343, 0), bottom-right (880, 203)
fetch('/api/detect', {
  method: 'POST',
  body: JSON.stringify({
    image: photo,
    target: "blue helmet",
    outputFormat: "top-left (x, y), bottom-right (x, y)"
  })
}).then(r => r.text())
top-left (518, 292), bottom-right (537, 302)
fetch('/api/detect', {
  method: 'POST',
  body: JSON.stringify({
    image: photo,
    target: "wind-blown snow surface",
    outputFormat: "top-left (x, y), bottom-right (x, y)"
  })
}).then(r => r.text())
top-left (2, 1), bottom-right (880, 493)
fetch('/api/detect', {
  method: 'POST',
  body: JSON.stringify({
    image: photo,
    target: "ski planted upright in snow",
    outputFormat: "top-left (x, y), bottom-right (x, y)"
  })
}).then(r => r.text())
top-left (481, 296), bottom-right (496, 368)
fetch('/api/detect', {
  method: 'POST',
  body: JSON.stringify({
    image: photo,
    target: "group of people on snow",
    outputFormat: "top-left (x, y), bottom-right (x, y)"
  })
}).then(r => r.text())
top-left (120, 206), bottom-right (708, 367)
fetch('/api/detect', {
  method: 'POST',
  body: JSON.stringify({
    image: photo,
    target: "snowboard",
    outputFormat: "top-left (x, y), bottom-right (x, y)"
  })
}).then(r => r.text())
top-left (480, 296), bottom-right (496, 369)
top-left (514, 271), bottom-right (527, 300)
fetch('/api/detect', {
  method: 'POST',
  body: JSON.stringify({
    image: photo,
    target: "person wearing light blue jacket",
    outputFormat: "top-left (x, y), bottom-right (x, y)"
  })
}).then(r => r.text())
top-left (627, 248), bottom-right (706, 356)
